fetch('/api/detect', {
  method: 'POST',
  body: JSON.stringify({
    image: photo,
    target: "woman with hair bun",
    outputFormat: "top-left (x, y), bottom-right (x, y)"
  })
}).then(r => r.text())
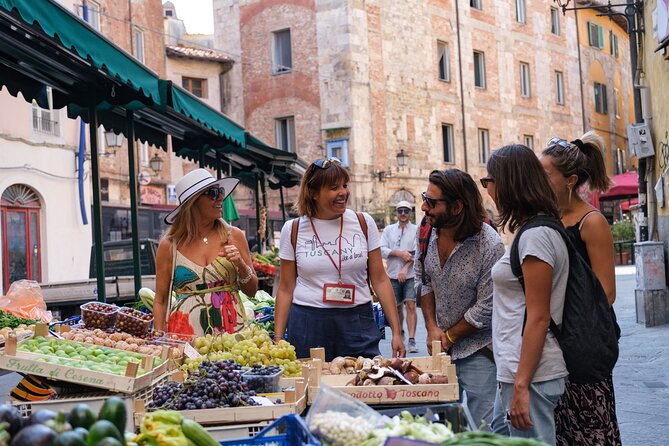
top-left (540, 131), bottom-right (621, 446)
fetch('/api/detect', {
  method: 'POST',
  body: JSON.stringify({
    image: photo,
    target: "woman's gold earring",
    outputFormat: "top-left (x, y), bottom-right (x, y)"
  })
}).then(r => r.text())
top-left (567, 186), bottom-right (573, 205)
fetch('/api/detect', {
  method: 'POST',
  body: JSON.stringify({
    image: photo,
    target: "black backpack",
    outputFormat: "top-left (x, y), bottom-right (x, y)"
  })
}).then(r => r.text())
top-left (510, 215), bottom-right (620, 384)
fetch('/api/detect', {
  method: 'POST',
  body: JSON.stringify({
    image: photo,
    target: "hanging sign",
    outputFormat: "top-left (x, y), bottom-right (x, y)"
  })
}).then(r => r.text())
top-left (138, 171), bottom-right (152, 185)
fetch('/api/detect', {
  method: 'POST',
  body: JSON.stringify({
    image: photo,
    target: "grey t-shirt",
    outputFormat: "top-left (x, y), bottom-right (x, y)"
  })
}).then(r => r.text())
top-left (491, 226), bottom-right (569, 384)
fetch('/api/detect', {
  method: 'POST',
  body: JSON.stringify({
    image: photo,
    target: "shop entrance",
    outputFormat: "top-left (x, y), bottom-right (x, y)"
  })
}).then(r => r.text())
top-left (1, 184), bottom-right (41, 291)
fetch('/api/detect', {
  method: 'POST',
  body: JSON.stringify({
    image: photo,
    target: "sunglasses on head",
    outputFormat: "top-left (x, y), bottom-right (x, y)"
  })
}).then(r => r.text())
top-left (201, 186), bottom-right (226, 200)
top-left (480, 177), bottom-right (495, 189)
top-left (421, 191), bottom-right (448, 209)
top-left (547, 137), bottom-right (571, 150)
top-left (313, 157), bottom-right (342, 169)
top-left (397, 208), bottom-right (411, 215)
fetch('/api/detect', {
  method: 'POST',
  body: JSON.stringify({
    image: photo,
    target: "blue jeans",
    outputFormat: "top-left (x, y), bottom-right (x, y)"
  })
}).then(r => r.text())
top-left (390, 278), bottom-right (416, 305)
top-left (453, 350), bottom-right (500, 431)
top-left (498, 378), bottom-right (566, 446)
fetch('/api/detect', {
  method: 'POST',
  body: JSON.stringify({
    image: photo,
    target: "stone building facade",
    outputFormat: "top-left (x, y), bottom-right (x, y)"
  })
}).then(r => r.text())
top-left (214, 0), bottom-right (594, 225)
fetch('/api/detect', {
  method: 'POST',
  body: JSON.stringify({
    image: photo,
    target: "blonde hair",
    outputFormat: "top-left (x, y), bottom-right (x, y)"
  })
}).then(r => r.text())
top-left (164, 192), bottom-right (231, 247)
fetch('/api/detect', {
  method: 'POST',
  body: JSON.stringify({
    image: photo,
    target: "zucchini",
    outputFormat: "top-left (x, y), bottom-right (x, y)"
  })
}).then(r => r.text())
top-left (98, 397), bottom-right (127, 434)
top-left (68, 404), bottom-right (96, 429)
top-left (87, 420), bottom-right (123, 446)
top-left (181, 418), bottom-right (218, 446)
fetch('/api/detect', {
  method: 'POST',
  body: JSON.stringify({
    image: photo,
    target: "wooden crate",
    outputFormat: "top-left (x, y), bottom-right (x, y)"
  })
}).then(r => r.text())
top-left (134, 375), bottom-right (307, 426)
top-left (306, 342), bottom-right (459, 405)
top-left (0, 328), bottom-right (157, 394)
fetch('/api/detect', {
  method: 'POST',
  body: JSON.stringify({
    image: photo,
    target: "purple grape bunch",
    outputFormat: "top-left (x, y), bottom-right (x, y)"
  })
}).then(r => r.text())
top-left (149, 359), bottom-right (258, 411)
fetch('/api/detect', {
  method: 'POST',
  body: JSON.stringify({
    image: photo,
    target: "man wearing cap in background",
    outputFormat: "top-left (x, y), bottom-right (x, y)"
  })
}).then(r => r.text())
top-left (380, 200), bottom-right (419, 353)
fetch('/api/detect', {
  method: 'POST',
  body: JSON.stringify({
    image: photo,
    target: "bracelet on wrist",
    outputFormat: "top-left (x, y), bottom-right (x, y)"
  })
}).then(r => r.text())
top-left (238, 264), bottom-right (256, 284)
top-left (445, 330), bottom-right (455, 344)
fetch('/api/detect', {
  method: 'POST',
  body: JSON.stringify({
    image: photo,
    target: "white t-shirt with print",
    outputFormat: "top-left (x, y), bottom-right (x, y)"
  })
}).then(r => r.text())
top-left (279, 209), bottom-right (381, 308)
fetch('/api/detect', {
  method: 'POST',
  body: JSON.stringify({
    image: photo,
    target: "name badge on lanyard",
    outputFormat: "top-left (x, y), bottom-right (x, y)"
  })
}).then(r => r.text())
top-left (310, 216), bottom-right (356, 305)
top-left (323, 283), bottom-right (356, 304)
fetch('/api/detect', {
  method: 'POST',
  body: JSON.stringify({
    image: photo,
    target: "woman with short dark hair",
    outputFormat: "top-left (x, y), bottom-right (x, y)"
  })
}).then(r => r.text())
top-left (541, 131), bottom-right (621, 446)
top-left (484, 145), bottom-right (568, 446)
top-left (274, 158), bottom-right (405, 360)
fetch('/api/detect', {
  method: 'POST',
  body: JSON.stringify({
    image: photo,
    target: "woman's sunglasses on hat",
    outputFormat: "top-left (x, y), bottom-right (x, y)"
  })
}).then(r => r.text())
top-left (201, 186), bottom-right (226, 200)
top-left (546, 137), bottom-right (571, 150)
top-left (313, 157), bottom-right (342, 169)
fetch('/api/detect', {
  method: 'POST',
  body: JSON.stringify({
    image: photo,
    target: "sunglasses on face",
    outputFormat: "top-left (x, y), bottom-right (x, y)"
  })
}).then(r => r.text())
top-left (421, 191), bottom-right (448, 209)
top-left (480, 177), bottom-right (495, 189)
top-left (397, 208), bottom-right (411, 215)
top-left (202, 186), bottom-right (226, 200)
top-left (547, 137), bottom-right (571, 150)
top-left (313, 157), bottom-right (342, 169)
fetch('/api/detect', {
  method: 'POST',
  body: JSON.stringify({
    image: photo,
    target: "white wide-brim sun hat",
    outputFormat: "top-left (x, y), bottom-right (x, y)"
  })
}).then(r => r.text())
top-left (164, 168), bottom-right (240, 225)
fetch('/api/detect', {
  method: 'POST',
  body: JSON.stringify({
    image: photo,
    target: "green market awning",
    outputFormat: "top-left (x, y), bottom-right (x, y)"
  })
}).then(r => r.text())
top-left (0, 0), bottom-right (161, 105)
top-left (223, 195), bottom-right (240, 222)
top-left (170, 83), bottom-right (245, 148)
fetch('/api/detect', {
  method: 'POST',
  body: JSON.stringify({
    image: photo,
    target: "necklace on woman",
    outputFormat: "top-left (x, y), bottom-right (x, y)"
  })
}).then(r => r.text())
top-left (199, 228), bottom-right (213, 245)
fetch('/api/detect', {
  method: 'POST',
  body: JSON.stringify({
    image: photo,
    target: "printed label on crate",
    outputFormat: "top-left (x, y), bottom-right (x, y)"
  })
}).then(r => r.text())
top-left (346, 387), bottom-right (442, 401)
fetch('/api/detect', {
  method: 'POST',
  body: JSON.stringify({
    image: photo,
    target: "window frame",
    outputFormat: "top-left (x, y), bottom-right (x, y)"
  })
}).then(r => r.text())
top-left (588, 22), bottom-right (604, 49)
top-left (272, 29), bottom-right (292, 74)
top-left (610, 31), bottom-right (619, 58)
top-left (516, 0), bottom-right (526, 23)
top-left (31, 86), bottom-right (60, 137)
top-left (523, 134), bottom-right (534, 150)
top-left (182, 77), bottom-right (208, 98)
top-left (275, 116), bottom-right (296, 152)
top-left (555, 70), bottom-right (565, 105)
top-left (550, 7), bottom-right (560, 35)
top-left (83, 0), bottom-right (101, 31)
top-left (519, 62), bottom-right (531, 98)
top-left (442, 124), bottom-right (454, 164)
top-left (470, 0), bottom-right (482, 10)
top-left (478, 128), bottom-right (490, 164)
top-left (473, 51), bottom-right (486, 89)
top-left (594, 82), bottom-right (608, 115)
top-left (613, 87), bottom-right (620, 119)
top-left (437, 41), bottom-right (450, 82)
top-left (133, 27), bottom-right (145, 63)
top-left (326, 139), bottom-right (349, 167)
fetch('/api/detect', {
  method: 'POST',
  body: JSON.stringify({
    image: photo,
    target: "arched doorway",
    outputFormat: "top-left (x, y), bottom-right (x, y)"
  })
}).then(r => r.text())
top-left (1, 185), bottom-right (41, 291)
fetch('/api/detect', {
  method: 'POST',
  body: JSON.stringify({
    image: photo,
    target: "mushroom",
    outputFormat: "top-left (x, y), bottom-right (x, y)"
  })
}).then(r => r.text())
top-left (367, 367), bottom-right (387, 380)
top-left (399, 360), bottom-right (412, 374)
top-left (418, 373), bottom-right (433, 384)
top-left (431, 375), bottom-right (449, 384)
top-left (361, 358), bottom-right (375, 370)
top-left (362, 378), bottom-right (374, 386)
top-left (377, 376), bottom-right (397, 385)
top-left (389, 358), bottom-right (404, 371)
top-left (403, 371), bottom-right (420, 384)
top-left (329, 357), bottom-right (346, 375)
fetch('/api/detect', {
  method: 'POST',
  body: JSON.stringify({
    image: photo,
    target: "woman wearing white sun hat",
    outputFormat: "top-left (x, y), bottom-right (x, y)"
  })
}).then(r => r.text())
top-left (153, 168), bottom-right (257, 336)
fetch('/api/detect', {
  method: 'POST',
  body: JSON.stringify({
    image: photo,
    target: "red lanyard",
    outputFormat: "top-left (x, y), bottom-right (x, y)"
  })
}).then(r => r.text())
top-left (309, 216), bottom-right (344, 282)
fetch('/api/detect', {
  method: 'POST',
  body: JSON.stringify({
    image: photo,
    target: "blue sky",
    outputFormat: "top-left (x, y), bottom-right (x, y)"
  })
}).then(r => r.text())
top-left (164, 0), bottom-right (213, 34)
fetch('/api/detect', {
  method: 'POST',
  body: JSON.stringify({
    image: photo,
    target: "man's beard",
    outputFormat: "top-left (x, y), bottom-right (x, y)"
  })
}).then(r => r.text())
top-left (425, 209), bottom-right (455, 229)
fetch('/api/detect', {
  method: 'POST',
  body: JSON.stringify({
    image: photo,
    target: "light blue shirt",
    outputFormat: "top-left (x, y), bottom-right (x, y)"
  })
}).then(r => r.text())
top-left (380, 221), bottom-right (417, 280)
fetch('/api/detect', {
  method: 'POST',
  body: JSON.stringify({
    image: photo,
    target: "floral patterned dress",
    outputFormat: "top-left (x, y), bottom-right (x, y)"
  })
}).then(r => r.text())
top-left (167, 251), bottom-right (246, 337)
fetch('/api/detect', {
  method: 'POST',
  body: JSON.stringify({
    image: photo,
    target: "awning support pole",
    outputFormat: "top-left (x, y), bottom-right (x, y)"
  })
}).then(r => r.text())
top-left (280, 186), bottom-right (286, 223)
top-left (127, 111), bottom-right (142, 295)
top-left (254, 173), bottom-right (261, 249)
top-left (89, 102), bottom-right (106, 302)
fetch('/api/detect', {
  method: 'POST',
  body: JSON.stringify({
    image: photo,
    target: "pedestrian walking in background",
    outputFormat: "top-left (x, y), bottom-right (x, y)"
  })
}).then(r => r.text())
top-left (274, 157), bottom-right (405, 361)
top-left (415, 169), bottom-right (504, 430)
top-left (484, 145), bottom-right (569, 446)
top-left (541, 132), bottom-right (622, 446)
top-left (380, 200), bottom-right (419, 352)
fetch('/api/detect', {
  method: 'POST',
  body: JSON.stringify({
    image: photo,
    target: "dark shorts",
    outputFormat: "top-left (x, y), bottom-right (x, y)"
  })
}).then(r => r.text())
top-left (390, 277), bottom-right (416, 305)
top-left (287, 302), bottom-right (382, 362)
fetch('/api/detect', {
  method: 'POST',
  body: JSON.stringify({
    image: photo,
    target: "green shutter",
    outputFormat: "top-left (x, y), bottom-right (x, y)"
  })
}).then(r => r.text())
top-left (594, 83), bottom-right (600, 112)
top-left (602, 85), bottom-right (608, 114)
top-left (588, 22), bottom-right (594, 46)
top-left (597, 25), bottom-right (604, 49)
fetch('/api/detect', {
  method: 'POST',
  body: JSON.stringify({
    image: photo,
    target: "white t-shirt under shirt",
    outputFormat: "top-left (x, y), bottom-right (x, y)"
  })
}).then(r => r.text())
top-left (279, 209), bottom-right (381, 308)
top-left (491, 226), bottom-right (569, 384)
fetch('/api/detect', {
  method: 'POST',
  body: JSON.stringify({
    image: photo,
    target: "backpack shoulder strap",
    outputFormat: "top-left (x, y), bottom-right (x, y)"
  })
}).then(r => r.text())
top-left (356, 212), bottom-right (369, 241)
top-left (291, 218), bottom-right (300, 253)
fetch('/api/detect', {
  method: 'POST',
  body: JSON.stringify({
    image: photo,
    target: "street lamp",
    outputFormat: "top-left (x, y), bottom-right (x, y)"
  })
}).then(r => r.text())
top-left (375, 149), bottom-right (410, 181)
top-left (149, 154), bottom-right (164, 173)
top-left (104, 130), bottom-right (124, 148)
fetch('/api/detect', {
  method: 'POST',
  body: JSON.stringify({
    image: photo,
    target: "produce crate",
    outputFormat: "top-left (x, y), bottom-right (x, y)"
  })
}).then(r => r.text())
top-left (205, 421), bottom-right (270, 441)
top-left (0, 327), bottom-right (158, 394)
top-left (12, 372), bottom-right (170, 432)
top-left (377, 403), bottom-right (476, 433)
top-left (134, 374), bottom-right (308, 426)
top-left (306, 343), bottom-right (458, 405)
top-left (219, 414), bottom-right (321, 446)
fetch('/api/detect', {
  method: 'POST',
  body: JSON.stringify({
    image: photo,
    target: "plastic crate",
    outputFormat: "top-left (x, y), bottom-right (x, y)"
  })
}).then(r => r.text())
top-left (377, 403), bottom-right (476, 433)
top-left (219, 414), bottom-right (320, 446)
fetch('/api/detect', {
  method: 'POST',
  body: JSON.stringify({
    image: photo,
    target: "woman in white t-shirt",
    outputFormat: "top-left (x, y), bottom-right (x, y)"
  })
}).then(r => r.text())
top-left (274, 158), bottom-right (405, 361)
top-left (481, 144), bottom-right (569, 446)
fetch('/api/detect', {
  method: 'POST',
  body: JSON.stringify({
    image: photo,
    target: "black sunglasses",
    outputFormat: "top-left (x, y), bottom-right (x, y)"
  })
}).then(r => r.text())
top-left (421, 191), bottom-right (448, 209)
top-left (480, 177), bottom-right (495, 189)
top-left (547, 137), bottom-right (571, 150)
top-left (201, 186), bottom-right (226, 200)
top-left (313, 157), bottom-right (342, 169)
